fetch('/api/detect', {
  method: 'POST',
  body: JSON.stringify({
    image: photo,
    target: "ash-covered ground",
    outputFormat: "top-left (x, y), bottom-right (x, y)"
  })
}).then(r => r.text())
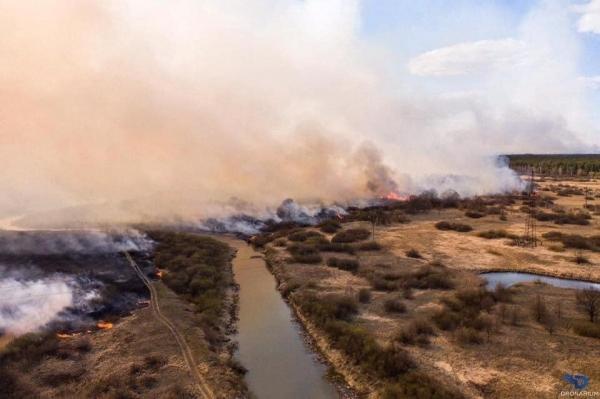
top-left (0, 230), bottom-right (155, 336)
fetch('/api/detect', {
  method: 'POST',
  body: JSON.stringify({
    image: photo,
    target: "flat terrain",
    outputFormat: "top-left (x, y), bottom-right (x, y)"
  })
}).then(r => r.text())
top-left (261, 177), bottom-right (600, 398)
top-left (0, 233), bottom-right (245, 399)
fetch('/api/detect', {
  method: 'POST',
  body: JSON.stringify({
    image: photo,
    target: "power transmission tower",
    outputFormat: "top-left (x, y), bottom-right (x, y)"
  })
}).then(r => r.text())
top-left (520, 169), bottom-right (537, 247)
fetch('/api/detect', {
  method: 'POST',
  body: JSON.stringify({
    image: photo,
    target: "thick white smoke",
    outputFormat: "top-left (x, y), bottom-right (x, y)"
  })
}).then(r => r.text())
top-left (0, 277), bottom-right (73, 335)
top-left (0, 0), bottom-right (589, 227)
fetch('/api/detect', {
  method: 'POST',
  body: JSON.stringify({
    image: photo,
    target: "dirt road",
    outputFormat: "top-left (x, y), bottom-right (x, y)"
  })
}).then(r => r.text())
top-left (124, 252), bottom-right (215, 399)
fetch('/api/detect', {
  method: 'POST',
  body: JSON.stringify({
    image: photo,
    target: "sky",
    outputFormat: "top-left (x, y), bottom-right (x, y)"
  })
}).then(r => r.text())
top-left (360, 0), bottom-right (600, 144)
top-left (1, 0), bottom-right (599, 225)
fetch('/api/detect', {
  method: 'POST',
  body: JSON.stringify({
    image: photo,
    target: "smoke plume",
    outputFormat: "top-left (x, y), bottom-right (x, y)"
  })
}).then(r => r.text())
top-left (1, 1), bottom-right (588, 227)
top-left (0, 276), bottom-right (74, 335)
top-left (0, 230), bottom-right (153, 255)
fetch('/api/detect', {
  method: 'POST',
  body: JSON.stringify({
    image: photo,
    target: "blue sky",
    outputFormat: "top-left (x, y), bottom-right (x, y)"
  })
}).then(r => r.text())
top-left (355, 0), bottom-right (600, 147)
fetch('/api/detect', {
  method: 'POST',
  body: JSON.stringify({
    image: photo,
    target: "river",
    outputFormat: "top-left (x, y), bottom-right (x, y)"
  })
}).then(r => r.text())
top-left (222, 237), bottom-right (339, 399)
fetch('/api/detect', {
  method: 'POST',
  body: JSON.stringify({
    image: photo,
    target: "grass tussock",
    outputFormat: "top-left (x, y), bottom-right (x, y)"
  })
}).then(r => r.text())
top-left (367, 264), bottom-right (454, 292)
top-left (358, 288), bottom-right (372, 304)
top-left (533, 210), bottom-right (591, 225)
top-left (542, 232), bottom-right (600, 252)
top-left (477, 230), bottom-right (518, 240)
top-left (318, 219), bottom-right (342, 234)
top-left (435, 221), bottom-right (473, 232)
top-left (326, 257), bottom-right (360, 273)
top-left (431, 288), bottom-right (498, 342)
top-left (287, 230), bottom-right (326, 242)
top-left (384, 298), bottom-right (407, 313)
top-left (405, 249), bottom-right (423, 259)
top-left (394, 319), bottom-right (435, 346)
top-left (287, 243), bottom-right (323, 264)
top-left (573, 320), bottom-right (600, 339)
top-left (331, 228), bottom-right (371, 243)
top-left (381, 371), bottom-right (464, 399)
top-left (357, 241), bottom-right (382, 251)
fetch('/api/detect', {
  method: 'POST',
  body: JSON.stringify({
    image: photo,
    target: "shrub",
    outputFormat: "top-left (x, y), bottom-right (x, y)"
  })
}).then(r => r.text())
top-left (273, 238), bottom-right (287, 247)
top-left (327, 257), bottom-right (359, 272)
top-left (408, 266), bottom-right (454, 290)
top-left (291, 253), bottom-right (323, 264)
top-left (316, 242), bottom-right (355, 254)
top-left (371, 277), bottom-right (398, 292)
top-left (492, 283), bottom-right (513, 303)
top-left (465, 210), bottom-right (485, 219)
top-left (431, 310), bottom-right (460, 331)
top-left (319, 219), bottom-right (342, 234)
top-left (405, 249), bottom-right (422, 259)
top-left (296, 293), bottom-right (415, 380)
top-left (573, 320), bottom-right (600, 339)
top-left (331, 228), bottom-right (371, 243)
top-left (382, 371), bottom-right (464, 399)
top-left (358, 288), bottom-right (372, 304)
top-left (576, 288), bottom-right (600, 323)
top-left (395, 319), bottom-right (435, 346)
top-left (287, 243), bottom-right (323, 264)
top-left (384, 298), bottom-right (407, 313)
top-left (394, 326), bottom-right (417, 345)
top-left (288, 230), bottom-right (325, 242)
top-left (402, 287), bottom-right (414, 299)
top-left (455, 327), bottom-right (484, 345)
top-left (435, 221), bottom-right (473, 232)
top-left (575, 254), bottom-right (591, 264)
top-left (357, 241), bottom-right (382, 251)
top-left (478, 230), bottom-right (517, 240)
top-left (148, 231), bottom-right (231, 321)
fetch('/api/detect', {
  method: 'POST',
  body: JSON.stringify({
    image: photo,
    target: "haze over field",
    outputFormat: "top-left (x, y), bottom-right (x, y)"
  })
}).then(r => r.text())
top-left (1, 0), bottom-right (599, 225)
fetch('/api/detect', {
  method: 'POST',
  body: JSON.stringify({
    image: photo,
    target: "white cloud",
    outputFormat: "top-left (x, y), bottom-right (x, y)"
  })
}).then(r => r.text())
top-left (408, 38), bottom-right (527, 77)
top-left (579, 75), bottom-right (600, 89)
top-left (574, 0), bottom-right (600, 34)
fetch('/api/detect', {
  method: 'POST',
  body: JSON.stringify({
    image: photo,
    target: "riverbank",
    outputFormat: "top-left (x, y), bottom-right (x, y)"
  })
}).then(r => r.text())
top-left (251, 179), bottom-right (600, 398)
top-left (263, 247), bottom-right (366, 398)
top-left (222, 237), bottom-right (342, 399)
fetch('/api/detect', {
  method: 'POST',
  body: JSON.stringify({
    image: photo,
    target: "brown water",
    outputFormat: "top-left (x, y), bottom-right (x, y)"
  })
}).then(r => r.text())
top-left (223, 238), bottom-right (338, 399)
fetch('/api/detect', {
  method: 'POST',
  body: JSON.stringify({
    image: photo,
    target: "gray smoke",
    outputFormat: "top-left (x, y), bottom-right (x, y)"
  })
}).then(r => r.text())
top-left (0, 229), bottom-right (153, 255)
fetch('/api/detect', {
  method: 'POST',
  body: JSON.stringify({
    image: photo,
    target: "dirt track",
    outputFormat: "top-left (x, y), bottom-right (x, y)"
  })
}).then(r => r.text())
top-left (124, 252), bottom-right (215, 399)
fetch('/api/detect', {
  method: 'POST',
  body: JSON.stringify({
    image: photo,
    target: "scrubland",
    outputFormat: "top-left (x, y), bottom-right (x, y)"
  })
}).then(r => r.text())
top-left (0, 233), bottom-right (245, 399)
top-left (254, 177), bottom-right (600, 398)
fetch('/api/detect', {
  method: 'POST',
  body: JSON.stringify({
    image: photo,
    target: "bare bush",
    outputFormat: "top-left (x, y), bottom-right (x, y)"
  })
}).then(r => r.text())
top-left (576, 288), bottom-right (600, 323)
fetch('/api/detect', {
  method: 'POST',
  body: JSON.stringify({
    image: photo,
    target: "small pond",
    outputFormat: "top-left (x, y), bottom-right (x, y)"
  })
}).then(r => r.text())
top-left (481, 272), bottom-right (600, 291)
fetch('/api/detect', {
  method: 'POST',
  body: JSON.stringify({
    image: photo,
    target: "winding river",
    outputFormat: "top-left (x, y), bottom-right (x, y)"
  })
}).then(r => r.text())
top-left (481, 271), bottom-right (600, 291)
top-left (222, 237), bottom-right (338, 399)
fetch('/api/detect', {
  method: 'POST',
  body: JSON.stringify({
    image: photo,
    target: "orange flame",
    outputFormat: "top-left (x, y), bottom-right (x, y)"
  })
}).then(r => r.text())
top-left (56, 332), bottom-right (80, 339)
top-left (384, 192), bottom-right (409, 201)
top-left (156, 270), bottom-right (164, 278)
top-left (97, 321), bottom-right (113, 330)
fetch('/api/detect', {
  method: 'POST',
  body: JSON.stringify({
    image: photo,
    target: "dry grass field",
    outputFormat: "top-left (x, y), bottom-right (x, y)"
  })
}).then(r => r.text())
top-left (260, 177), bottom-right (600, 398)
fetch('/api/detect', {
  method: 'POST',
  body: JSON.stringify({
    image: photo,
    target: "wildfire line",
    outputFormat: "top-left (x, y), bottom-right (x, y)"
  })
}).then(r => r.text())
top-left (123, 251), bottom-right (215, 399)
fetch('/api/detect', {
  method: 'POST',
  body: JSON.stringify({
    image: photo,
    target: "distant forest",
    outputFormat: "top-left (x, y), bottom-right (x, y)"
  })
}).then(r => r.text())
top-left (506, 154), bottom-right (600, 177)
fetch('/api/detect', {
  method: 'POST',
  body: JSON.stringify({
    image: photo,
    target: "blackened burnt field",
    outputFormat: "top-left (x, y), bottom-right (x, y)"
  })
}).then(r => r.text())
top-left (0, 230), bottom-right (154, 334)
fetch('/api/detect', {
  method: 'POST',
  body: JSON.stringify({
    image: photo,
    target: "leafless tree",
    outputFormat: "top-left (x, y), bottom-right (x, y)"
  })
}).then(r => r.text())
top-left (532, 294), bottom-right (547, 323)
top-left (576, 288), bottom-right (600, 323)
top-left (368, 209), bottom-right (391, 240)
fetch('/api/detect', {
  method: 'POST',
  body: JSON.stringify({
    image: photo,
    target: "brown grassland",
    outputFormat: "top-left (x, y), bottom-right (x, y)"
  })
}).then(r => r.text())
top-left (257, 177), bottom-right (600, 398)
